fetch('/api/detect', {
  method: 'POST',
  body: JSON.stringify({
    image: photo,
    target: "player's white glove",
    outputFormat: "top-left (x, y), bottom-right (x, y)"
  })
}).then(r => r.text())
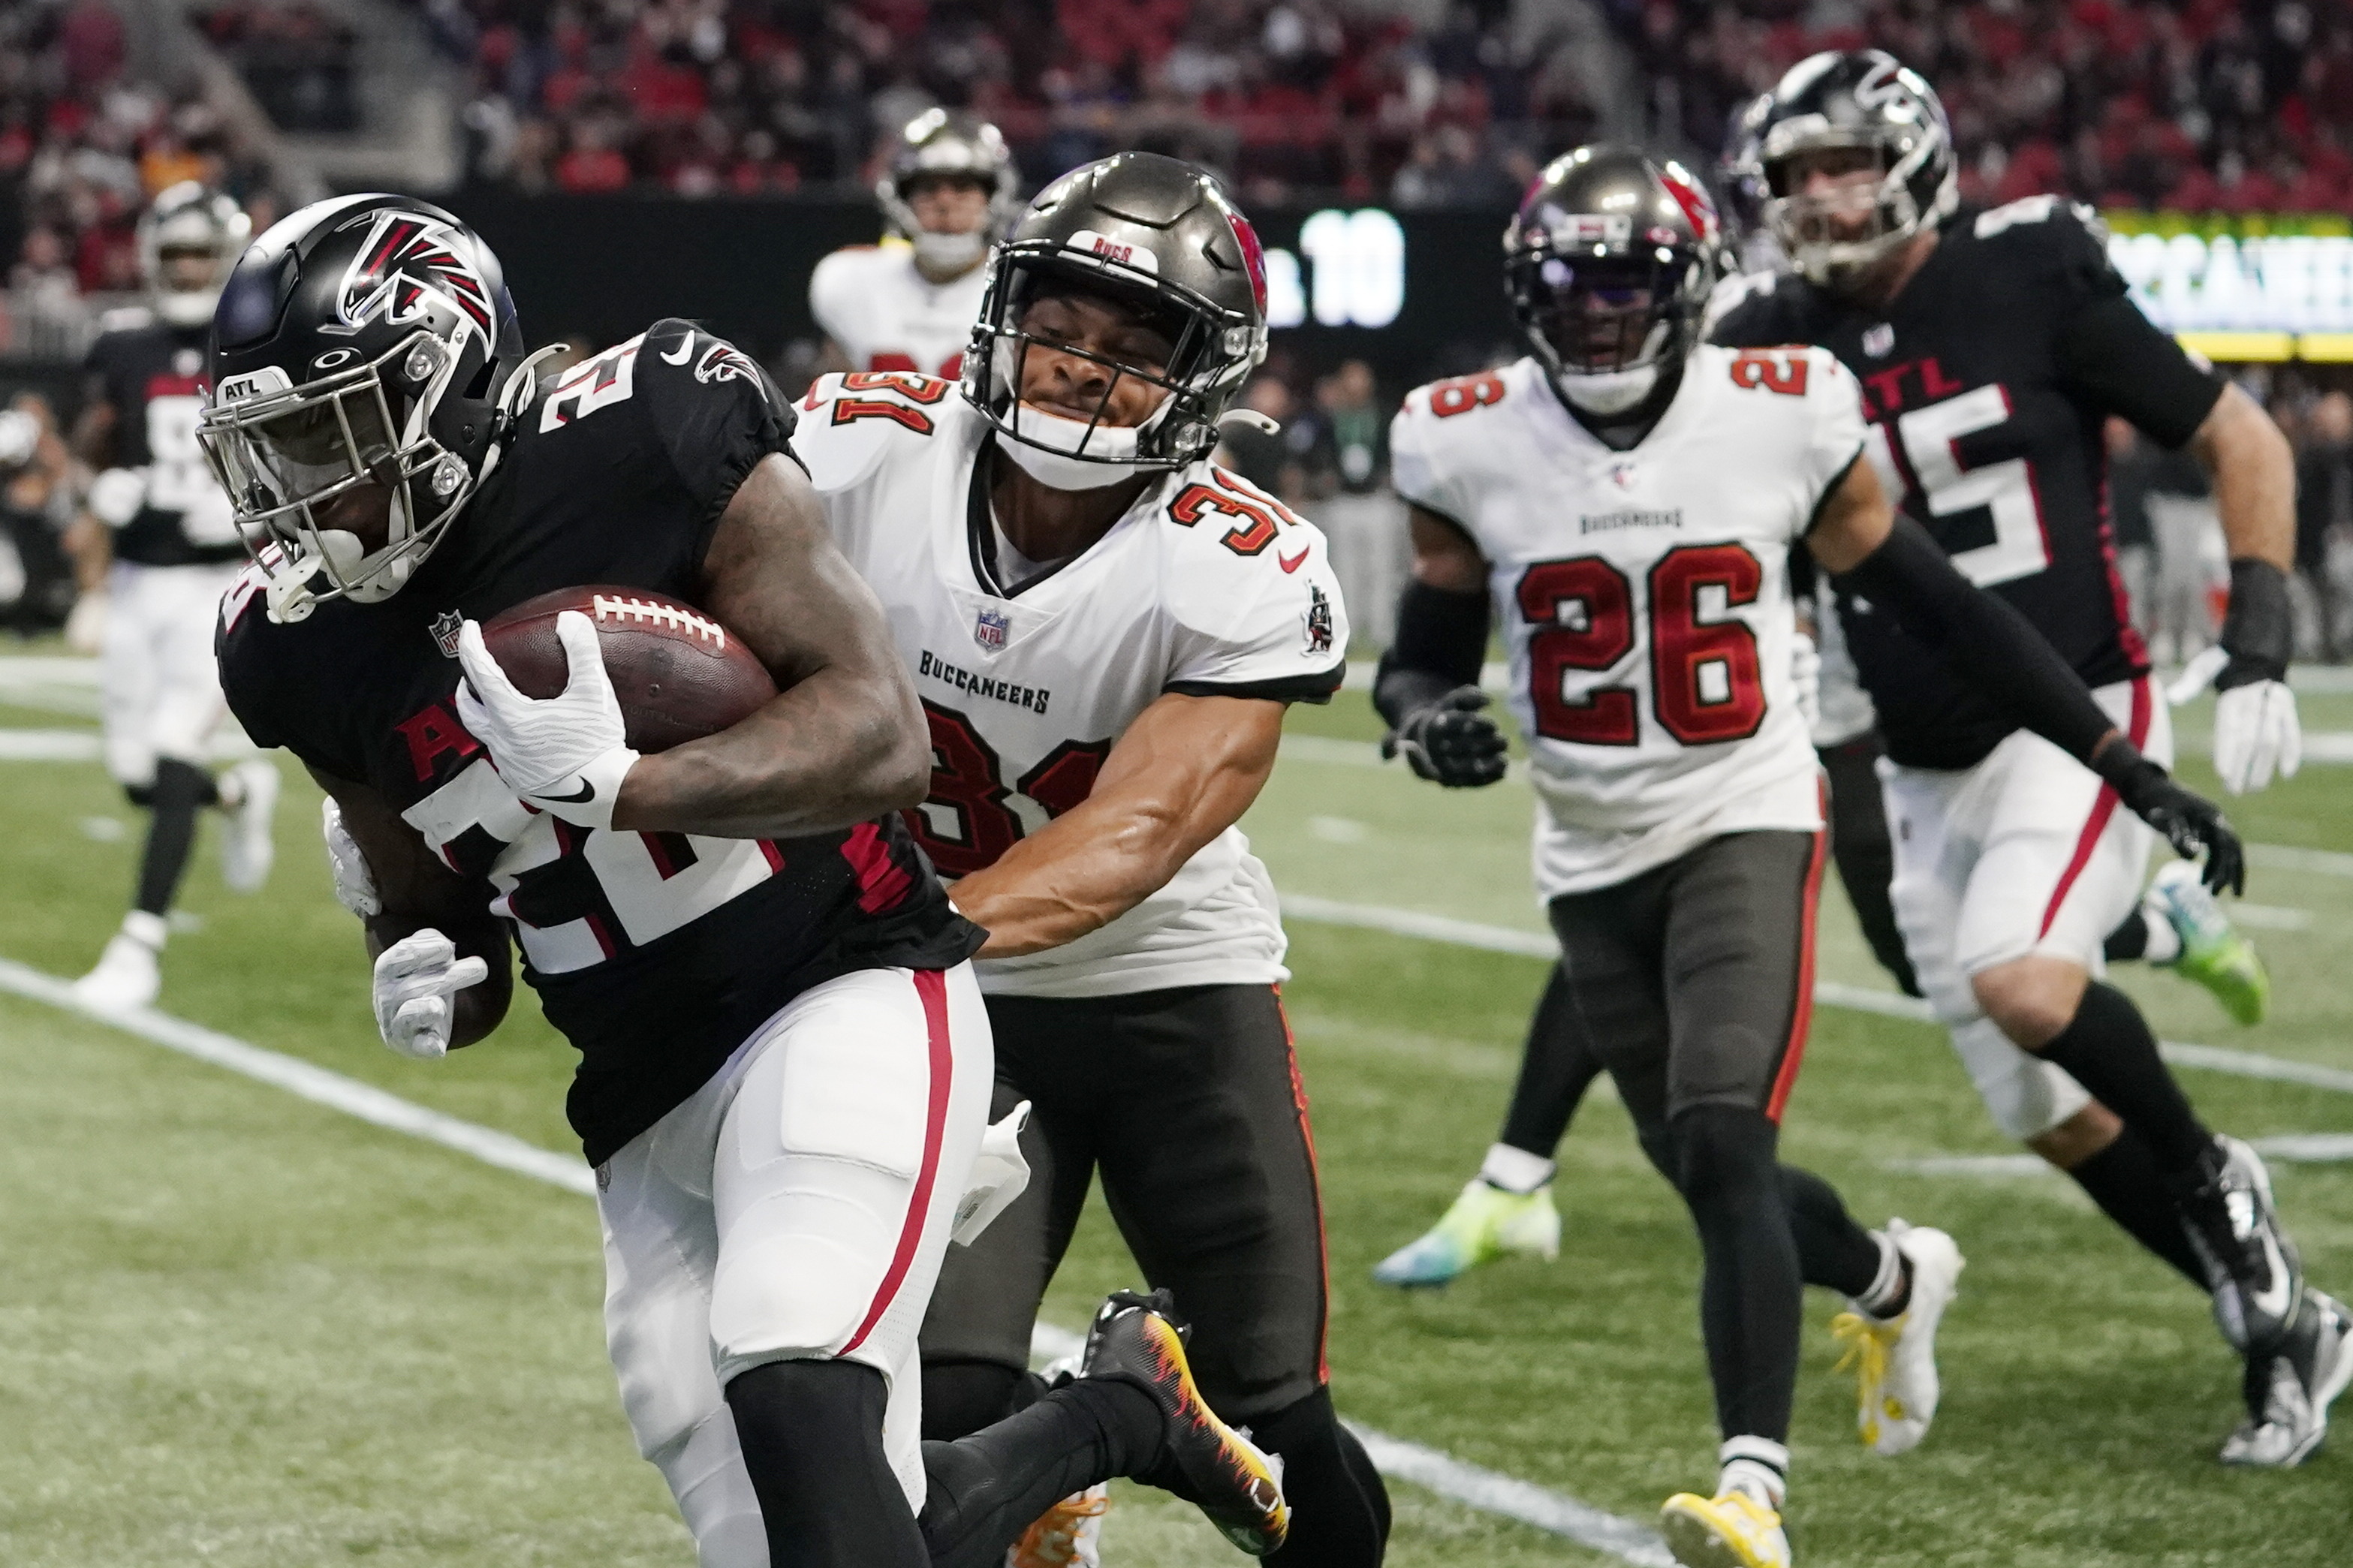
top-left (86, 466), bottom-right (146, 528)
top-left (321, 797), bottom-right (381, 918)
top-left (63, 588), bottom-right (105, 655)
top-left (2168, 644), bottom-right (2302, 796)
top-left (453, 612), bottom-right (638, 831)
top-left (1790, 631), bottom-right (1822, 736)
top-left (372, 928), bottom-right (489, 1060)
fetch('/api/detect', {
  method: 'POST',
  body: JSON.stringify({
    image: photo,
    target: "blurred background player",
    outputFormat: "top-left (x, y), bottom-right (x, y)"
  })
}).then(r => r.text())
top-left (67, 181), bottom-right (279, 1010)
top-left (809, 109), bottom-right (1021, 380)
top-left (1712, 50), bottom-right (2342, 1467)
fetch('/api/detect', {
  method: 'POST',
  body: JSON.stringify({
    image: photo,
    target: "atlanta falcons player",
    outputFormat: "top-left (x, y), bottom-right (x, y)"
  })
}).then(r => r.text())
top-left (202, 192), bottom-right (1289, 1568)
top-left (809, 109), bottom-right (1020, 379)
top-left (1375, 143), bottom-right (2244, 1568)
top-left (795, 152), bottom-right (1388, 1568)
top-left (68, 182), bottom-right (280, 1010)
top-left (1712, 50), bottom-right (2347, 1468)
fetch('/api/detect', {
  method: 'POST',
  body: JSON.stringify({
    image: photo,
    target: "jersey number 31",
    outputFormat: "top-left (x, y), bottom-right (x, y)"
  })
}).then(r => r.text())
top-left (1517, 543), bottom-right (1767, 747)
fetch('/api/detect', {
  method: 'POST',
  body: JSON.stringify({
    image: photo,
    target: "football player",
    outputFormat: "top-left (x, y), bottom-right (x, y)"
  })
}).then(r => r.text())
top-left (795, 152), bottom-right (1387, 1568)
top-left (1710, 50), bottom-right (2347, 1468)
top-left (202, 194), bottom-right (1288, 1568)
top-left (809, 109), bottom-right (1020, 379)
top-left (68, 182), bottom-right (280, 1010)
top-left (1375, 144), bottom-right (2246, 1567)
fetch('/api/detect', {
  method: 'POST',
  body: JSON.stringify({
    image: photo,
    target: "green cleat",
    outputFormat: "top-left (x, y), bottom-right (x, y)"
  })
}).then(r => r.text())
top-left (2150, 859), bottom-right (2270, 1026)
top-left (1372, 1178), bottom-right (1559, 1287)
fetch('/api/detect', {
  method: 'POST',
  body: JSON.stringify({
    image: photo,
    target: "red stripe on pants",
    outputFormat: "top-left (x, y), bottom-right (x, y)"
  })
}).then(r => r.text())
top-left (1273, 986), bottom-right (1333, 1386)
top-left (1764, 786), bottom-right (1830, 1125)
top-left (841, 969), bottom-right (954, 1356)
top-left (2037, 676), bottom-right (2153, 941)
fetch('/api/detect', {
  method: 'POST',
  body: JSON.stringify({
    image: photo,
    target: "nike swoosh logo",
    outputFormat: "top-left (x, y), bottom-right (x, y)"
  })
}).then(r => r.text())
top-left (2251, 1230), bottom-right (2295, 1323)
top-left (660, 334), bottom-right (694, 365)
top-left (1278, 546), bottom-right (1309, 573)
top-left (535, 780), bottom-right (597, 805)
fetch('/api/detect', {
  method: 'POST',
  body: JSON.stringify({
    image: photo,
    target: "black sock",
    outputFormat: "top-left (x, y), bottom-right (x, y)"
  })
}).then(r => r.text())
top-left (1780, 1163), bottom-right (1888, 1300)
top-left (2063, 1124), bottom-right (2210, 1287)
top-left (1671, 1104), bottom-right (1801, 1443)
top-left (917, 1377), bottom-right (1163, 1568)
top-left (725, 1359), bottom-right (926, 1568)
top-left (2031, 983), bottom-right (2212, 1174)
top-left (1249, 1387), bottom-right (1391, 1566)
top-left (1498, 964), bottom-right (1606, 1157)
top-left (920, 1359), bottom-right (1027, 1442)
top-left (2102, 910), bottom-right (2150, 962)
top-left (134, 759), bottom-right (217, 917)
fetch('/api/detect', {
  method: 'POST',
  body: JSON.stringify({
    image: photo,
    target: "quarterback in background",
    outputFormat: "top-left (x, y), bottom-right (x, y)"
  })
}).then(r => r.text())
top-left (69, 181), bottom-right (279, 1010)
top-left (1377, 145), bottom-right (2244, 1568)
top-left (798, 152), bottom-right (1387, 1568)
top-left (1714, 50), bottom-right (2345, 1467)
top-left (809, 109), bottom-right (1019, 379)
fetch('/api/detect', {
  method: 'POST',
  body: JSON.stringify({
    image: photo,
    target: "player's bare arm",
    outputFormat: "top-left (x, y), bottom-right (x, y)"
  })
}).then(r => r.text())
top-left (308, 764), bottom-right (514, 1050)
top-left (605, 453), bottom-right (931, 837)
top-left (947, 692), bottom-right (1285, 957)
top-left (2191, 383), bottom-right (2295, 573)
top-left (1372, 506), bottom-right (1508, 787)
top-left (2184, 383), bottom-right (2303, 795)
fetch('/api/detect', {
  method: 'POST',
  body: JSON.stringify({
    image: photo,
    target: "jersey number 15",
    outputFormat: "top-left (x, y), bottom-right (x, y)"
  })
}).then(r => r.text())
top-left (1517, 543), bottom-right (1767, 747)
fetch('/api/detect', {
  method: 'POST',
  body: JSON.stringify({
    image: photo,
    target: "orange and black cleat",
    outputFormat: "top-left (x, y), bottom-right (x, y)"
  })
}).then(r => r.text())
top-left (1077, 1288), bottom-right (1290, 1556)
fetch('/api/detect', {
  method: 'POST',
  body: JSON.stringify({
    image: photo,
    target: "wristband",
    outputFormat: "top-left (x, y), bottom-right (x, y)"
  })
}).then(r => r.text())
top-left (2218, 558), bottom-right (2291, 687)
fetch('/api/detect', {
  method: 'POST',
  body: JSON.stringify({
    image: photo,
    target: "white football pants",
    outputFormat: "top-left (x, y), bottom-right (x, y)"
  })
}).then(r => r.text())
top-left (597, 963), bottom-right (993, 1567)
top-left (1881, 676), bottom-right (2169, 1141)
top-left (100, 561), bottom-right (240, 787)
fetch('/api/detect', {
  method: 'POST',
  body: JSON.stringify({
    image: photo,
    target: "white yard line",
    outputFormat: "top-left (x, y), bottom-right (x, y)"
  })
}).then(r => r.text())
top-left (1888, 1132), bottom-right (2353, 1178)
top-left (0, 953), bottom-right (1668, 1567)
top-left (0, 729), bottom-right (101, 760)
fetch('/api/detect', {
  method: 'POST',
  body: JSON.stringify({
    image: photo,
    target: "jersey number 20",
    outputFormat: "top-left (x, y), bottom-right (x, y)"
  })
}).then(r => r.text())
top-left (1517, 543), bottom-right (1767, 747)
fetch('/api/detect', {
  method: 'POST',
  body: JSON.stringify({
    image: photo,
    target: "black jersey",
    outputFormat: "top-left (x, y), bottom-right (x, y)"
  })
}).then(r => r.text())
top-left (85, 308), bottom-right (248, 567)
top-left (218, 318), bottom-right (981, 1165)
top-left (1711, 197), bottom-right (2225, 769)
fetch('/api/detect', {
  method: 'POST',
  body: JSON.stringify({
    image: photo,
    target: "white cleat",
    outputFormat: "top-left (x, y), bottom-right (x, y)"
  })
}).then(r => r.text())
top-left (72, 918), bottom-right (163, 1012)
top-left (1006, 1481), bottom-right (1108, 1567)
top-left (219, 759), bottom-right (281, 894)
top-left (1830, 1220), bottom-right (1963, 1455)
top-left (2222, 1288), bottom-right (2353, 1467)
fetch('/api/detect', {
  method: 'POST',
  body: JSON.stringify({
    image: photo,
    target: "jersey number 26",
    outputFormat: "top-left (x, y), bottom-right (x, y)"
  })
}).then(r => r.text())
top-left (1517, 543), bottom-right (1767, 747)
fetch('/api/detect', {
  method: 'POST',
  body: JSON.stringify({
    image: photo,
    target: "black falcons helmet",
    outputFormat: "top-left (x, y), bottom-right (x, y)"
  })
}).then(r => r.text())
top-left (963, 151), bottom-right (1268, 469)
top-left (199, 192), bottom-right (526, 623)
top-left (1736, 50), bottom-right (1957, 289)
top-left (1504, 143), bottom-right (1723, 393)
top-left (877, 107), bottom-right (1021, 269)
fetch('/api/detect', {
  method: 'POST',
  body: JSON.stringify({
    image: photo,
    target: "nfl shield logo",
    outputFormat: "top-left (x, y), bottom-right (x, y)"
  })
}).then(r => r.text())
top-left (1863, 323), bottom-right (1895, 358)
top-left (1607, 459), bottom-right (1638, 490)
top-left (974, 606), bottom-right (1010, 652)
top-left (431, 609), bottom-right (464, 659)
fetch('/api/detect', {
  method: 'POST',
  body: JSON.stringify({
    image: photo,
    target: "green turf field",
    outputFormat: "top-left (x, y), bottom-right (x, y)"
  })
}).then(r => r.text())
top-left (2, 658), bottom-right (2349, 1566)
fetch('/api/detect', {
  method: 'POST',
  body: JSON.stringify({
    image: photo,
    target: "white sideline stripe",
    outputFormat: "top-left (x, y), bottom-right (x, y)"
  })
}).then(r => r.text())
top-left (0, 953), bottom-right (1670, 1567)
top-left (1281, 895), bottom-right (2353, 1097)
top-left (1889, 1131), bottom-right (2353, 1177)
top-left (0, 728), bottom-right (101, 760)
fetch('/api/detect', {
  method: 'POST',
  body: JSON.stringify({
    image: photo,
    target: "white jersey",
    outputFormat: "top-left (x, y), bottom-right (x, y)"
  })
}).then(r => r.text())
top-left (794, 371), bottom-right (1351, 997)
top-left (807, 243), bottom-right (987, 380)
top-left (1390, 348), bottom-right (1864, 896)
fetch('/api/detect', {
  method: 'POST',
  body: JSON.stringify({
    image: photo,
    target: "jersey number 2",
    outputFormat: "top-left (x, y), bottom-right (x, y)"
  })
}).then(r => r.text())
top-left (1517, 543), bottom-right (1767, 746)
top-left (911, 701), bottom-right (1110, 876)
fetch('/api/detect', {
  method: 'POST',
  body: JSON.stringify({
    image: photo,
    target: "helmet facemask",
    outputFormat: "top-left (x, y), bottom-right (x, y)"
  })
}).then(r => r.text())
top-left (140, 185), bottom-right (249, 330)
top-left (1759, 121), bottom-right (1955, 289)
top-left (1509, 242), bottom-right (1705, 417)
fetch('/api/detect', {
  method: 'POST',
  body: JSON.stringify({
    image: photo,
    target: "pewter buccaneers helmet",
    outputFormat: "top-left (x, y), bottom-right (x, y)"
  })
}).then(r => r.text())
top-left (198, 193), bottom-right (527, 623)
top-left (138, 181), bottom-right (250, 330)
top-left (1735, 50), bottom-right (1958, 288)
top-left (878, 108), bottom-right (1022, 273)
top-left (964, 151), bottom-right (1269, 468)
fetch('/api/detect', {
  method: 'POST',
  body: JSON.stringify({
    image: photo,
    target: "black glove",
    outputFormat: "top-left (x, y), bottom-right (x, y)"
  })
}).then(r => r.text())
top-left (2103, 754), bottom-right (2246, 895)
top-left (1381, 685), bottom-right (1509, 787)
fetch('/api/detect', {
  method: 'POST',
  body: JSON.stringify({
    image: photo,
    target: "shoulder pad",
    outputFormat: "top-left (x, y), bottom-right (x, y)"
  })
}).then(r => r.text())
top-left (790, 369), bottom-right (960, 491)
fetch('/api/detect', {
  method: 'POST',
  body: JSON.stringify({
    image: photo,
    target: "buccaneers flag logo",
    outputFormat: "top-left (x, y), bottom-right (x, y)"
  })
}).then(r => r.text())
top-left (334, 211), bottom-right (493, 338)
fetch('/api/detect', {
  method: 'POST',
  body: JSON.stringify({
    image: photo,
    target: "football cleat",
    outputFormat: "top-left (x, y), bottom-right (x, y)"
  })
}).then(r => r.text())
top-left (2147, 859), bottom-right (2268, 1025)
top-left (1371, 1179), bottom-right (1559, 1287)
top-left (1659, 1489), bottom-right (1790, 1568)
top-left (2222, 1288), bottom-right (2353, 1467)
top-left (2177, 1136), bottom-right (2303, 1353)
top-left (72, 919), bottom-right (163, 1012)
top-left (1007, 1482), bottom-right (1108, 1567)
top-left (1078, 1289), bottom-right (1288, 1557)
top-left (219, 759), bottom-right (281, 894)
top-left (1828, 1220), bottom-right (1963, 1455)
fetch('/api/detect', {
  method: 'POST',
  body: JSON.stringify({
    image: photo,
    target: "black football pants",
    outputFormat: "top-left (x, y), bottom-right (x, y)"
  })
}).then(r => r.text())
top-left (920, 983), bottom-right (1389, 1566)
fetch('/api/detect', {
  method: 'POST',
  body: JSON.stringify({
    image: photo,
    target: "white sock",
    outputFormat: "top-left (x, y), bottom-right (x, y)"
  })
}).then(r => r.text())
top-left (1478, 1142), bottom-right (1556, 1195)
top-left (1854, 1229), bottom-right (1909, 1317)
top-left (2140, 904), bottom-right (2183, 965)
top-left (1718, 1435), bottom-right (1788, 1510)
top-left (122, 910), bottom-right (167, 951)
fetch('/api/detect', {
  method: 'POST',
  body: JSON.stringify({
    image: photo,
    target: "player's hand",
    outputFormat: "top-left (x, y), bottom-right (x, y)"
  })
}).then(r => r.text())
top-left (2108, 757), bottom-right (2246, 895)
top-left (321, 797), bottom-right (381, 917)
top-left (2211, 678), bottom-right (2300, 796)
top-left (1382, 685), bottom-right (1508, 787)
top-left (1791, 631), bottom-right (1823, 735)
top-left (454, 612), bottom-right (638, 830)
top-left (372, 928), bottom-right (490, 1060)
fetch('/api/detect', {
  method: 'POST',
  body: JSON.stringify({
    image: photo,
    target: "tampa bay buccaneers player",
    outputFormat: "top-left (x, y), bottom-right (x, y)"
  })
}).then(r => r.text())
top-left (809, 109), bottom-right (1020, 379)
top-left (1375, 143), bottom-right (2243, 1567)
top-left (201, 193), bottom-right (1289, 1568)
top-left (1711, 50), bottom-right (2345, 1467)
top-left (797, 153), bottom-right (1387, 1568)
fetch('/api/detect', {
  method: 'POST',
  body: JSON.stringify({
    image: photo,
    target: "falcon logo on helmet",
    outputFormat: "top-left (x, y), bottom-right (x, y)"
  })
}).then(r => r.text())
top-left (335, 210), bottom-right (495, 337)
